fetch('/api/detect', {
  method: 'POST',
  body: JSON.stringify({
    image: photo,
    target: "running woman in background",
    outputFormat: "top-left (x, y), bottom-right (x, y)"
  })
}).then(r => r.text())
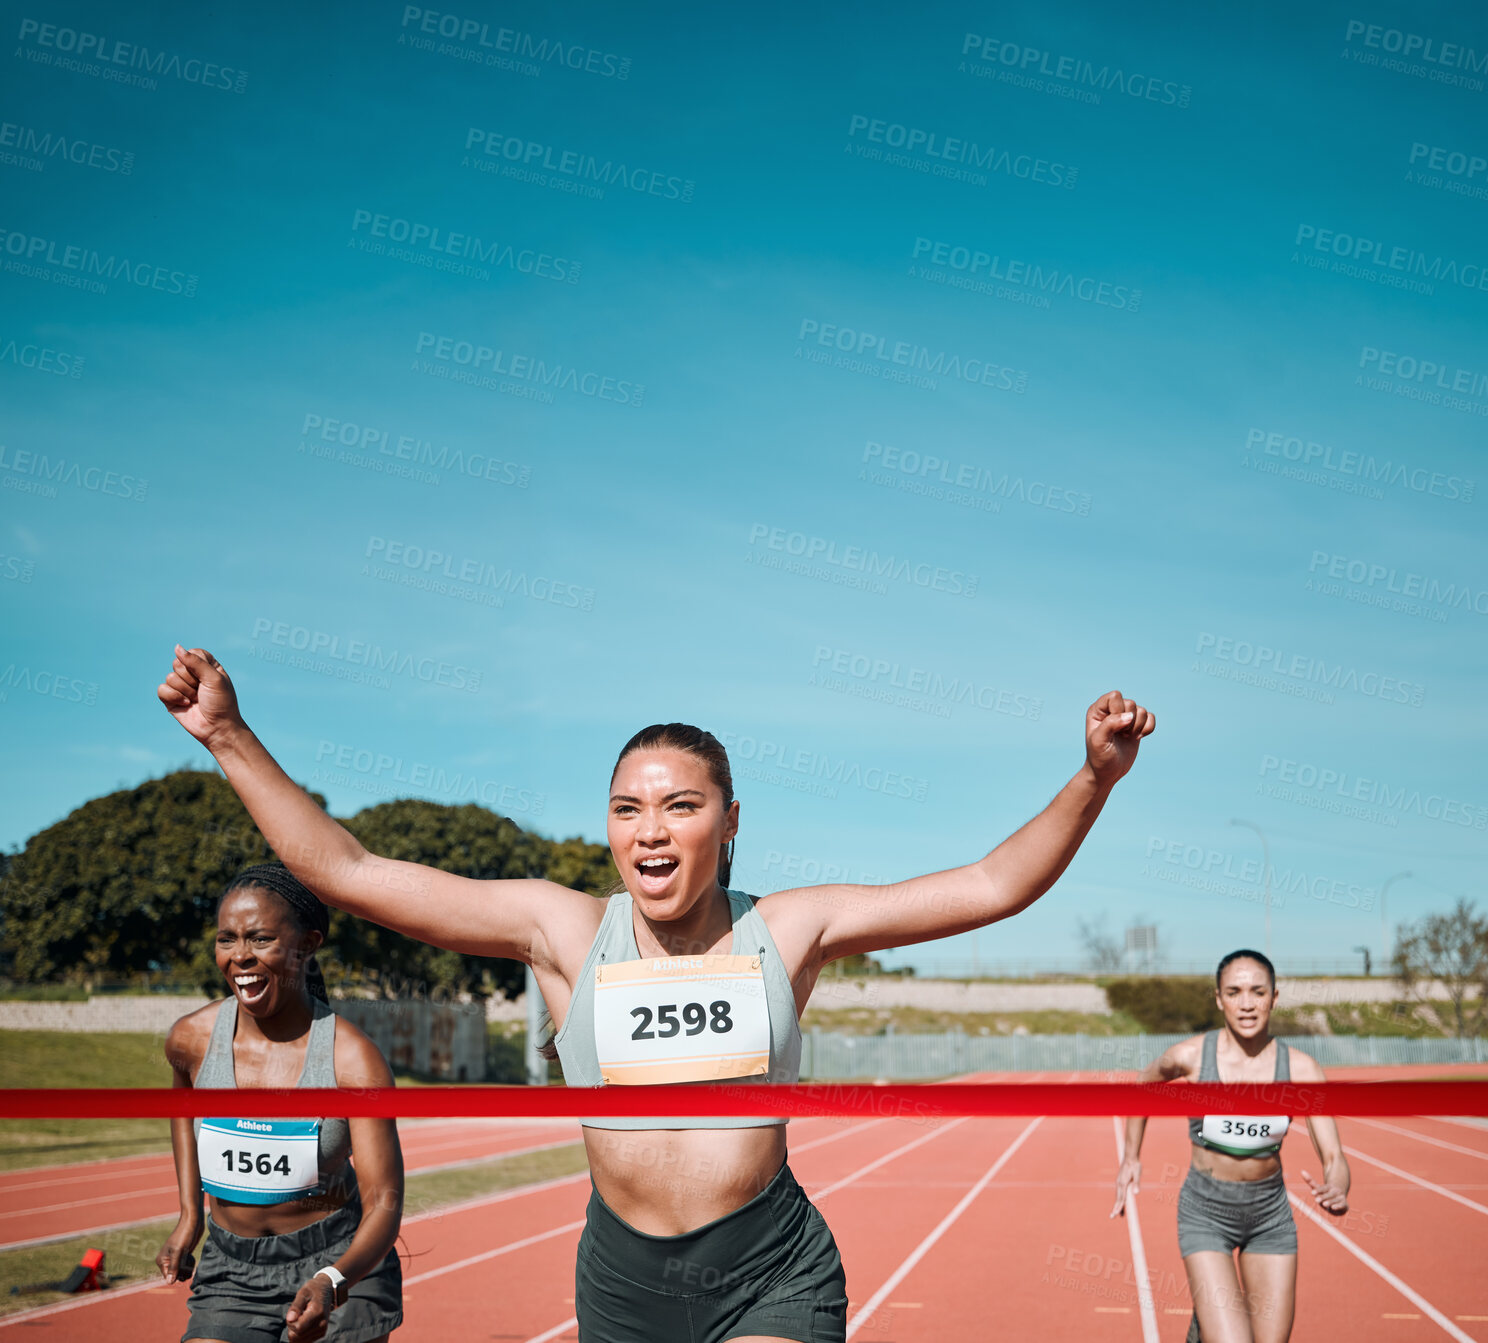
top-left (157, 864), bottom-right (404, 1343)
top-left (160, 644), bottom-right (1154, 1343)
top-left (1111, 949), bottom-right (1351, 1343)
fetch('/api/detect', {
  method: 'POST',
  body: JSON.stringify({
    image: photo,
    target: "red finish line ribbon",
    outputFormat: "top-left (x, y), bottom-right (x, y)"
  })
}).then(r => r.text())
top-left (1, 1082), bottom-right (1484, 1120)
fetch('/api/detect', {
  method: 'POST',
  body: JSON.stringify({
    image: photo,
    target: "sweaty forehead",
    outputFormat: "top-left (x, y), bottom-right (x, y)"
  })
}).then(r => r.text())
top-left (1221, 961), bottom-right (1273, 989)
top-left (218, 887), bottom-right (292, 928)
top-left (611, 748), bottom-right (714, 798)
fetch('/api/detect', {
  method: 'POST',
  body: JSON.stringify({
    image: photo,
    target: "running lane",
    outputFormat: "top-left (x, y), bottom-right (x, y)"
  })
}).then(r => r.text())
top-left (2, 1112), bottom-right (1014, 1340)
top-left (1, 1118), bottom-right (581, 1250)
top-left (1135, 1112), bottom-right (1488, 1340)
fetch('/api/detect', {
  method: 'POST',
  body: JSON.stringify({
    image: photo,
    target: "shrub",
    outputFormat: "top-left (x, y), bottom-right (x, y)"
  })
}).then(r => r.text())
top-left (1105, 977), bottom-right (1222, 1033)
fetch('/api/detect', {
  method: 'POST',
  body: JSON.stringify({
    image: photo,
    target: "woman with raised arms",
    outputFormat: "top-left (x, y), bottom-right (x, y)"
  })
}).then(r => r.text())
top-left (159, 644), bottom-right (1155, 1343)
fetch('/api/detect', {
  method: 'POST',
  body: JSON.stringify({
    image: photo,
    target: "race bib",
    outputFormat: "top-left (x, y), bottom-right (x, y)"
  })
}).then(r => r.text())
top-left (593, 955), bottom-right (771, 1085)
top-left (198, 1117), bottom-right (322, 1204)
top-left (1200, 1113), bottom-right (1290, 1155)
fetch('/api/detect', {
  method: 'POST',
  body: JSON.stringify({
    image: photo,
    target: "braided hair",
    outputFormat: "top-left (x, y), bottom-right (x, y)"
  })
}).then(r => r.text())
top-left (220, 864), bottom-right (331, 1004)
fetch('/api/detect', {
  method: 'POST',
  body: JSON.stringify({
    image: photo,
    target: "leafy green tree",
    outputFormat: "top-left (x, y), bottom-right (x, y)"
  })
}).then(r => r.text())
top-left (1, 770), bottom-right (616, 997)
top-left (1394, 898), bottom-right (1488, 1038)
top-left (1105, 977), bottom-right (1223, 1033)
top-left (1, 771), bottom-right (275, 984)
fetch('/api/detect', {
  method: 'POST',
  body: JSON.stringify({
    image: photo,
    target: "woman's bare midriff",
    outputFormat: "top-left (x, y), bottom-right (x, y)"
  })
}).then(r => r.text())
top-left (208, 1179), bottom-right (355, 1238)
top-left (1189, 1144), bottom-right (1282, 1183)
top-left (583, 1124), bottom-right (789, 1235)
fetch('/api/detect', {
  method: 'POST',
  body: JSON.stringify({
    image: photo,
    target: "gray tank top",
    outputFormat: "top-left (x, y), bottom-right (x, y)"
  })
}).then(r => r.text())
top-left (192, 997), bottom-right (353, 1189)
top-left (554, 887), bottom-right (802, 1129)
top-left (1187, 1029), bottom-right (1291, 1149)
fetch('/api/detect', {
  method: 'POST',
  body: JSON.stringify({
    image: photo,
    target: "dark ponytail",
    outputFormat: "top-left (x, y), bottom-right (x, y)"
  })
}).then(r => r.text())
top-left (221, 863), bottom-right (331, 1004)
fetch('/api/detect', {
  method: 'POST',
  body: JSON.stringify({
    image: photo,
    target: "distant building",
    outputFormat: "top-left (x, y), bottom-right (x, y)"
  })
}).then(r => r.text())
top-left (1124, 924), bottom-right (1158, 973)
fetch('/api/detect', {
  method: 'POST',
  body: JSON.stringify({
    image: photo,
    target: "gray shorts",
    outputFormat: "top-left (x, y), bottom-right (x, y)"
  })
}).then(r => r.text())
top-left (183, 1192), bottom-right (402, 1343)
top-left (1177, 1167), bottom-right (1296, 1257)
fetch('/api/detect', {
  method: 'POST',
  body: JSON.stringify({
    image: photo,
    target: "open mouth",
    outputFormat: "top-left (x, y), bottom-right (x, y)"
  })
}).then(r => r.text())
top-left (635, 855), bottom-right (680, 894)
top-left (233, 973), bottom-right (270, 1006)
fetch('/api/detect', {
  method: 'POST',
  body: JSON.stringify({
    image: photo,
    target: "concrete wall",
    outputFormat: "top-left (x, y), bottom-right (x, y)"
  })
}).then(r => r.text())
top-left (0, 996), bottom-right (486, 1079)
top-left (2, 976), bottom-right (1466, 1037)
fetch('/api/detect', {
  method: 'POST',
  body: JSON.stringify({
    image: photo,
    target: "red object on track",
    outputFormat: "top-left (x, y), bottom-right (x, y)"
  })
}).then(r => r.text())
top-left (0, 1080), bottom-right (1484, 1119)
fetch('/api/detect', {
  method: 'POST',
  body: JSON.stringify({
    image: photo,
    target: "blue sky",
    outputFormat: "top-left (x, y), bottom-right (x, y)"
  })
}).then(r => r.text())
top-left (2, 0), bottom-right (1485, 974)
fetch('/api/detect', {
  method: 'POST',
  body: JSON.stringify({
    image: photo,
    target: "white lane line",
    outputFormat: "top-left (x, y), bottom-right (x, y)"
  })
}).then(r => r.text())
top-left (1345, 1146), bottom-right (1488, 1216)
top-left (0, 1186), bottom-right (177, 1220)
top-left (0, 1165), bottom-right (171, 1195)
top-left (1111, 1116), bottom-right (1160, 1343)
top-left (810, 1118), bottom-right (968, 1202)
top-left (388, 1136), bottom-right (581, 1181)
top-left (515, 1117), bottom-right (953, 1343)
top-left (0, 1278), bottom-right (166, 1328)
top-left (844, 1117), bottom-right (1043, 1340)
top-left (1352, 1119), bottom-right (1488, 1163)
top-left (521, 1315), bottom-right (578, 1343)
top-left (791, 1119), bottom-right (884, 1155)
top-left (2, 1216), bottom-right (184, 1255)
top-left (1287, 1191), bottom-right (1474, 1343)
top-left (0, 1138), bottom-right (586, 1254)
top-left (0, 1168), bottom-right (594, 1326)
top-left (403, 1219), bottom-right (585, 1285)
top-left (1428, 1116), bottom-right (1488, 1135)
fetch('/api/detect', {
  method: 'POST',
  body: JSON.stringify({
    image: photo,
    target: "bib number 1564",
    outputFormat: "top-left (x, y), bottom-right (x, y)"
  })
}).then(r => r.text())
top-left (222, 1149), bottom-right (293, 1176)
top-left (630, 1001), bottom-right (733, 1040)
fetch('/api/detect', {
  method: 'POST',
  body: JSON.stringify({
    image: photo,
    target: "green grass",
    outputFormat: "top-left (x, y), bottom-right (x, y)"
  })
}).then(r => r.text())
top-left (1271, 1002), bottom-right (1457, 1038)
top-left (0, 1030), bottom-right (479, 1172)
top-left (0, 1141), bottom-right (589, 1316)
top-left (799, 1006), bottom-right (1147, 1036)
top-left (0, 1030), bottom-right (177, 1173)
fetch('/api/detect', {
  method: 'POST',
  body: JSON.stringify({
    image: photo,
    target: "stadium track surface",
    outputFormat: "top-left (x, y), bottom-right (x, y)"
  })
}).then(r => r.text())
top-left (0, 1118), bottom-right (582, 1250)
top-left (4, 1065), bottom-right (1486, 1340)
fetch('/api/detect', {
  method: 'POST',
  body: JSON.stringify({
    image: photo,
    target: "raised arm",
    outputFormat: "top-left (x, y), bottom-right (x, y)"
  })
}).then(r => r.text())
top-left (157, 646), bottom-right (598, 966)
top-left (768, 691), bottom-right (1154, 965)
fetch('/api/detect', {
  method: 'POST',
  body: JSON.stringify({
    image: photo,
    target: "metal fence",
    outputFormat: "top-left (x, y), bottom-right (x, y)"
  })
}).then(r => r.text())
top-left (797, 1031), bottom-right (1488, 1079)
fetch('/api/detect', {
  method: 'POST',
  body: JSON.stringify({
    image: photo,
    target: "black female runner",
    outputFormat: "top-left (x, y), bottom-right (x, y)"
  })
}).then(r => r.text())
top-left (157, 864), bottom-right (404, 1343)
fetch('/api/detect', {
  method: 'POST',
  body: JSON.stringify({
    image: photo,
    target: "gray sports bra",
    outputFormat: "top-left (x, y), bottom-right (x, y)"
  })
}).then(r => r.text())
top-left (192, 997), bottom-right (353, 1189)
top-left (1188, 1029), bottom-right (1291, 1154)
top-left (554, 887), bottom-right (802, 1129)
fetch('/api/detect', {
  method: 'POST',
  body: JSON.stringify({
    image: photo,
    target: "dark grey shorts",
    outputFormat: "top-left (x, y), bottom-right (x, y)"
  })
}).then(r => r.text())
top-left (183, 1193), bottom-right (403, 1343)
top-left (1177, 1167), bottom-right (1297, 1257)
top-left (575, 1161), bottom-right (847, 1343)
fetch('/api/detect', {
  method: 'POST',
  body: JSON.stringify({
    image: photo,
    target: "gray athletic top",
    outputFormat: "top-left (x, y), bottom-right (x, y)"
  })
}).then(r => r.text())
top-left (1188, 1029), bottom-right (1291, 1151)
top-left (192, 997), bottom-right (353, 1190)
top-left (554, 887), bottom-right (802, 1129)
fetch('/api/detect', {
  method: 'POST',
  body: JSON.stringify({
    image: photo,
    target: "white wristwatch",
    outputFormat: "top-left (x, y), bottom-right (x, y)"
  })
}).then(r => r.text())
top-left (315, 1265), bottom-right (347, 1307)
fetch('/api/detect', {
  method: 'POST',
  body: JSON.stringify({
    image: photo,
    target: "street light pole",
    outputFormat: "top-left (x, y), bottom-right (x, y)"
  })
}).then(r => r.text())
top-left (1378, 871), bottom-right (1413, 973)
top-left (1230, 819), bottom-right (1271, 962)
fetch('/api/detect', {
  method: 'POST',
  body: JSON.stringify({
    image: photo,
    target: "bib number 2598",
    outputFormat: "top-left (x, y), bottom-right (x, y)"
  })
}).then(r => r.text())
top-left (630, 1001), bottom-right (733, 1039)
top-left (593, 955), bottom-right (770, 1085)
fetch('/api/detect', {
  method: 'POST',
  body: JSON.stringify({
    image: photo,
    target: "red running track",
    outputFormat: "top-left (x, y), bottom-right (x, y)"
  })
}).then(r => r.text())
top-left (4, 1068), bottom-right (1486, 1341)
top-left (0, 1118), bottom-right (581, 1251)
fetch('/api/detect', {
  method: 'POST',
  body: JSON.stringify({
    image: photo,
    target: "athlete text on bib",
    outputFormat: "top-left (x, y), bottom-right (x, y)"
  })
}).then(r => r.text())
top-left (198, 1117), bottom-right (323, 1204)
